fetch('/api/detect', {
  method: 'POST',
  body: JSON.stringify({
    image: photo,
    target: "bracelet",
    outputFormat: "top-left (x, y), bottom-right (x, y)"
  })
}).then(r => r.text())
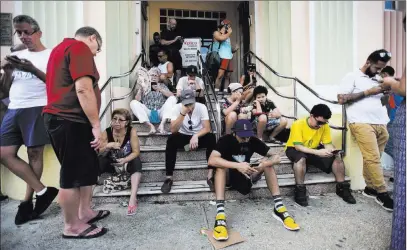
top-left (180, 112), bottom-right (186, 116)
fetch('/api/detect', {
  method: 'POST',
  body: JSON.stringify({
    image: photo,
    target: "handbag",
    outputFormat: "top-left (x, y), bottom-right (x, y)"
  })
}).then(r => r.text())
top-left (205, 39), bottom-right (222, 75)
top-left (149, 109), bottom-right (161, 124)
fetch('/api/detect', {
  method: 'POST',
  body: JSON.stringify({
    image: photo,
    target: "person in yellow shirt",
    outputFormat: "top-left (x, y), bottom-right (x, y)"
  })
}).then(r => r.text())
top-left (285, 104), bottom-right (356, 206)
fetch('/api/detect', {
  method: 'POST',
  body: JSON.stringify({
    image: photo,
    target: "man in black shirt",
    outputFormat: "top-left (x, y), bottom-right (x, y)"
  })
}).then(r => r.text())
top-left (160, 18), bottom-right (183, 84)
top-left (208, 120), bottom-right (300, 241)
top-left (149, 32), bottom-right (162, 67)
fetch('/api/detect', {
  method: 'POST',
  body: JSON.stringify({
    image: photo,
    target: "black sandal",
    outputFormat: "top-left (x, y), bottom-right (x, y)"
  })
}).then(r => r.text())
top-left (87, 210), bottom-right (111, 224)
top-left (62, 224), bottom-right (108, 239)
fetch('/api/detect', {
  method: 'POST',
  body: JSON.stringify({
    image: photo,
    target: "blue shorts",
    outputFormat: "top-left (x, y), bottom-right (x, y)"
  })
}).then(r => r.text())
top-left (252, 117), bottom-right (281, 131)
top-left (0, 106), bottom-right (49, 147)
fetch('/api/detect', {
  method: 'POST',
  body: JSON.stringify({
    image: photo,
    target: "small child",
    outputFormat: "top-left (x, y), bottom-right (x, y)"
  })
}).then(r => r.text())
top-left (251, 86), bottom-right (287, 143)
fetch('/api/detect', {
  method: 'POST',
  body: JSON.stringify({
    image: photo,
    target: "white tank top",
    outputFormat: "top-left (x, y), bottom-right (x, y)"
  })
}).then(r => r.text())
top-left (158, 61), bottom-right (169, 74)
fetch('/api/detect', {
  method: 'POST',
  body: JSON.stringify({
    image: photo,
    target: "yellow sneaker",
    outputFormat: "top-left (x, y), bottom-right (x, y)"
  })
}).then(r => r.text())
top-left (272, 206), bottom-right (300, 231)
top-left (213, 214), bottom-right (228, 241)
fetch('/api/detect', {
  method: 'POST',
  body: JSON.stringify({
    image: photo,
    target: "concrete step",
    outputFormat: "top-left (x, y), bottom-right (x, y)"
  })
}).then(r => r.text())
top-left (93, 172), bottom-right (350, 203)
top-left (137, 157), bottom-right (323, 183)
top-left (138, 144), bottom-right (285, 162)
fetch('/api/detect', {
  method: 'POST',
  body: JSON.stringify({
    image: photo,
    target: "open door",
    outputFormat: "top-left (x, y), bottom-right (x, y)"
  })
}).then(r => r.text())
top-left (238, 1), bottom-right (250, 72)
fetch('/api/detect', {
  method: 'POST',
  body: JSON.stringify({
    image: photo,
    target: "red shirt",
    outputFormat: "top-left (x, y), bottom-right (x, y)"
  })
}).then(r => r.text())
top-left (43, 38), bottom-right (101, 123)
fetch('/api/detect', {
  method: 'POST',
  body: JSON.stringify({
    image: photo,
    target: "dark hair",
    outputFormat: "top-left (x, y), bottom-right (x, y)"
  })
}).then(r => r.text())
top-left (111, 108), bottom-right (132, 128)
top-left (153, 32), bottom-right (160, 37)
top-left (158, 48), bottom-right (168, 55)
top-left (381, 66), bottom-right (395, 77)
top-left (367, 49), bottom-right (391, 64)
top-left (403, 16), bottom-right (406, 32)
top-left (75, 26), bottom-right (102, 45)
top-left (13, 15), bottom-right (40, 32)
top-left (253, 85), bottom-right (268, 98)
top-left (310, 104), bottom-right (332, 120)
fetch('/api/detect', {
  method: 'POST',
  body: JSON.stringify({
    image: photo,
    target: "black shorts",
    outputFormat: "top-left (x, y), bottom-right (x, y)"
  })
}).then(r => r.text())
top-left (226, 168), bottom-right (253, 195)
top-left (0, 106), bottom-right (49, 147)
top-left (99, 155), bottom-right (142, 175)
top-left (43, 114), bottom-right (99, 189)
top-left (285, 147), bottom-right (335, 174)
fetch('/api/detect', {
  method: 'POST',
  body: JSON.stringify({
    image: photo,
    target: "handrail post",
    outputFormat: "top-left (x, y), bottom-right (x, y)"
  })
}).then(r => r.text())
top-left (342, 105), bottom-right (347, 156)
top-left (110, 77), bottom-right (114, 117)
top-left (293, 79), bottom-right (298, 118)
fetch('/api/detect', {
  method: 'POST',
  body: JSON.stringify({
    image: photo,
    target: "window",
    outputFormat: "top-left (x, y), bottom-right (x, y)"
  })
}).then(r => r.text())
top-left (159, 8), bottom-right (226, 32)
top-left (385, 1), bottom-right (396, 10)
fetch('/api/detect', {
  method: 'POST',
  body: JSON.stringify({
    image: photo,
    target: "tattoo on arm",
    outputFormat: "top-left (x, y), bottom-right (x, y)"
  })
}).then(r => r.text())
top-left (337, 91), bottom-right (365, 104)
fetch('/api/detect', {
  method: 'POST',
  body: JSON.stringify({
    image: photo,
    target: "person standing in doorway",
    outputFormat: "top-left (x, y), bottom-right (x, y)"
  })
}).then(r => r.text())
top-left (0, 15), bottom-right (58, 225)
top-left (337, 49), bottom-right (393, 211)
top-left (149, 32), bottom-right (162, 67)
top-left (160, 18), bottom-right (183, 85)
top-left (43, 27), bottom-right (108, 239)
top-left (213, 20), bottom-right (238, 92)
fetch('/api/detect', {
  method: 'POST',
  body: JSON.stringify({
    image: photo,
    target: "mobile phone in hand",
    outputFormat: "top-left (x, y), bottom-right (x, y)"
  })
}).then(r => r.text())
top-left (6, 55), bottom-right (21, 62)
top-left (184, 144), bottom-right (190, 152)
top-left (332, 150), bottom-right (343, 155)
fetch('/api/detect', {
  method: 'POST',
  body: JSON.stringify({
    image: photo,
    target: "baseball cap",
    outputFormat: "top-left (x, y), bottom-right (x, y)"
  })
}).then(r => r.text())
top-left (186, 65), bottom-right (198, 75)
top-left (228, 83), bottom-right (243, 93)
top-left (232, 119), bottom-right (254, 138)
top-left (180, 89), bottom-right (196, 105)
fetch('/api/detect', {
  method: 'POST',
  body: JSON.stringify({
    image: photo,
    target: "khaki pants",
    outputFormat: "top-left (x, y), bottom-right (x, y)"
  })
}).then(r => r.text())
top-left (349, 123), bottom-right (389, 193)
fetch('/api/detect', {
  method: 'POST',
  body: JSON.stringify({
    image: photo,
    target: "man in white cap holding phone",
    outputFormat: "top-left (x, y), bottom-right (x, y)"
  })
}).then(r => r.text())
top-left (208, 119), bottom-right (300, 241)
top-left (161, 89), bottom-right (216, 193)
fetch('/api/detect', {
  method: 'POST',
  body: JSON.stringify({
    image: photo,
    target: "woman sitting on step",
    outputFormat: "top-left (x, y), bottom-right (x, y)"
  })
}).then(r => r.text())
top-left (99, 108), bottom-right (142, 216)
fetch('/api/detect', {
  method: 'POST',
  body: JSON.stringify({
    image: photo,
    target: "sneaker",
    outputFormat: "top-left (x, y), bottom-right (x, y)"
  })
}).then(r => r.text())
top-left (362, 187), bottom-right (378, 199)
top-left (272, 206), bottom-right (300, 231)
top-left (336, 182), bottom-right (356, 204)
top-left (294, 185), bottom-right (308, 207)
top-left (161, 178), bottom-right (173, 194)
top-left (33, 187), bottom-right (59, 218)
top-left (375, 192), bottom-right (393, 212)
top-left (15, 200), bottom-right (34, 225)
top-left (213, 214), bottom-right (228, 241)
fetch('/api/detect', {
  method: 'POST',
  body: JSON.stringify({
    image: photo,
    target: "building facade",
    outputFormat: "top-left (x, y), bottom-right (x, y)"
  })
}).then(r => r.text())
top-left (0, 1), bottom-right (405, 198)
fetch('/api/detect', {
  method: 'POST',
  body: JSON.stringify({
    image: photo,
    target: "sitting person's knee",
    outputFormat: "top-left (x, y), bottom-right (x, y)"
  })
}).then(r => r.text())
top-left (258, 114), bottom-right (267, 123)
top-left (226, 112), bottom-right (238, 121)
top-left (280, 117), bottom-right (288, 126)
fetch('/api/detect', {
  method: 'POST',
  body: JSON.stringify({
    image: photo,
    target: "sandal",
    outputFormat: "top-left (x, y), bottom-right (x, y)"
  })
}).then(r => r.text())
top-left (207, 177), bottom-right (215, 192)
top-left (87, 210), bottom-right (111, 224)
top-left (62, 224), bottom-right (108, 239)
top-left (127, 203), bottom-right (138, 216)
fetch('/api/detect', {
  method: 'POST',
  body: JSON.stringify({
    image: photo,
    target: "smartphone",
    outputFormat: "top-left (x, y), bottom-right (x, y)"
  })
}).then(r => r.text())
top-left (184, 144), bottom-right (190, 152)
top-left (6, 55), bottom-right (21, 62)
top-left (332, 150), bottom-right (343, 155)
top-left (151, 82), bottom-right (157, 91)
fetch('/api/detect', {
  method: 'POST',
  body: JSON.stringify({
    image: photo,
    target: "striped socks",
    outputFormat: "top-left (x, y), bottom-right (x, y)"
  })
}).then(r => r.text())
top-left (216, 200), bottom-right (225, 216)
top-left (273, 195), bottom-right (285, 211)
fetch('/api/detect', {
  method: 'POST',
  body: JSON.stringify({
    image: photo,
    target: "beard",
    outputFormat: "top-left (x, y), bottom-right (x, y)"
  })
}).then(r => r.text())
top-left (364, 67), bottom-right (377, 78)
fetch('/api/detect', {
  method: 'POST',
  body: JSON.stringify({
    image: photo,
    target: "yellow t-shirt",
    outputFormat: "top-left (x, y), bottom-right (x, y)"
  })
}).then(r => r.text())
top-left (285, 117), bottom-right (332, 149)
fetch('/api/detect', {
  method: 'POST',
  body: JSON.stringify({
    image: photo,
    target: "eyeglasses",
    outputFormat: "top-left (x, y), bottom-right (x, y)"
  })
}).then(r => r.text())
top-left (14, 29), bottom-right (37, 37)
top-left (379, 52), bottom-right (391, 58)
top-left (157, 55), bottom-right (164, 58)
top-left (112, 117), bottom-right (127, 123)
top-left (188, 119), bottom-right (193, 130)
top-left (96, 39), bottom-right (101, 53)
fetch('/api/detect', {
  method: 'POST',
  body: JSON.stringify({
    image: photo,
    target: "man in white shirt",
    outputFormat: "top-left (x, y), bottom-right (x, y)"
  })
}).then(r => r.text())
top-left (337, 49), bottom-right (393, 212)
top-left (0, 15), bottom-right (58, 225)
top-left (157, 49), bottom-right (175, 91)
top-left (176, 65), bottom-right (205, 104)
top-left (161, 89), bottom-right (216, 193)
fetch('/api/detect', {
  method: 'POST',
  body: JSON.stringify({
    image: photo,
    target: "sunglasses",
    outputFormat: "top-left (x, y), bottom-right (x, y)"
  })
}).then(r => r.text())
top-left (112, 117), bottom-right (127, 123)
top-left (316, 120), bottom-right (328, 126)
top-left (14, 29), bottom-right (37, 37)
top-left (157, 55), bottom-right (164, 58)
top-left (188, 119), bottom-right (193, 130)
top-left (379, 52), bottom-right (391, 58)
top-left (96, 39), bottom-right (101, 53)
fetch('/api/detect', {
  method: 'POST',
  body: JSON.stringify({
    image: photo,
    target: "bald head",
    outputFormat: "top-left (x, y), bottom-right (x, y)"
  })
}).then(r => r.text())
top-left (168, 18), bottom-right (177, 30)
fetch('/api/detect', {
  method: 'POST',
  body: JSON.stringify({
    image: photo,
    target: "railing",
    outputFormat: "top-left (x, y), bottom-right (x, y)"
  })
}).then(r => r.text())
top-left (245, 51), bottom-right (348, 154)
top-left (197, 50), bottom-right (222, 140)
top-left (99, 50), bottom-right (145, 120)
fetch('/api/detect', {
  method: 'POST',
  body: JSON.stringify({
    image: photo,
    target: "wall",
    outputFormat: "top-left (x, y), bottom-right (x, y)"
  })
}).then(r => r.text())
top-left (0, 1), bottom-right (18, 57)
top-left (148, 1), bottom-right (240, 82)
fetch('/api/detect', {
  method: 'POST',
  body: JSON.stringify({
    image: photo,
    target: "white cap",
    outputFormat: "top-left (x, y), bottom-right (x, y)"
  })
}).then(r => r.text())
top-left (228, 83), bottom-right (243, 93)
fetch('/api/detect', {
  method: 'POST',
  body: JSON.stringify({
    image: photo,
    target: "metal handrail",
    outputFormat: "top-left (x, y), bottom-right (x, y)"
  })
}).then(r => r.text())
top-left (99, 52), bottom-right (145, 120)
top-left (245, 50), bottom-right (347, 154)
top-left (197, 50), bottom-right (222, 140)
top-left (100, 50), bottom-right (145, 93)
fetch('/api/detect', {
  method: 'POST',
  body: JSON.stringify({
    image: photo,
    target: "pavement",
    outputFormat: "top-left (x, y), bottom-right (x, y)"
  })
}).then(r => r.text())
top-left (1, 193), bottom-right (392, 250)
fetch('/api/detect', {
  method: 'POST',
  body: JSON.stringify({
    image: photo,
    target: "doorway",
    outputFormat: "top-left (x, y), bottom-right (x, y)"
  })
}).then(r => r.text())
top-left (238, 1), bottom-right (250, 72)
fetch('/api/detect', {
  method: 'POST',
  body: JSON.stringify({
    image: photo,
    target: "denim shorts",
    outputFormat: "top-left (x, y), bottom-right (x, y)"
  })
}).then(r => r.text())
top-left (252, 117), bottom-right (281, 131)
top-left (0, 106), bottom-right (49, 147)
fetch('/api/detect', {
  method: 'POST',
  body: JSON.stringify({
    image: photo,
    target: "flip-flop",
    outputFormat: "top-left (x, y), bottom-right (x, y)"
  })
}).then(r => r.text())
top-left (62, 224), bottom-right (108, 239)
top-left (127, 204), bottom-right (138, 216)
top-left (87, 210), bottom-right (111, 224)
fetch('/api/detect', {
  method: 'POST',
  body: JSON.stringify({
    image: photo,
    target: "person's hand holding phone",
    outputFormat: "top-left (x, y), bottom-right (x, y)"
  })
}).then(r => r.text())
top-left (189, 134), bottom-right (199, 151)
top-left (6, 56), bottom-right (36, 73)
top-left (316, 148), bottom-right (333, 157)
top-left (236, 162), bottom-right (258, 179)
